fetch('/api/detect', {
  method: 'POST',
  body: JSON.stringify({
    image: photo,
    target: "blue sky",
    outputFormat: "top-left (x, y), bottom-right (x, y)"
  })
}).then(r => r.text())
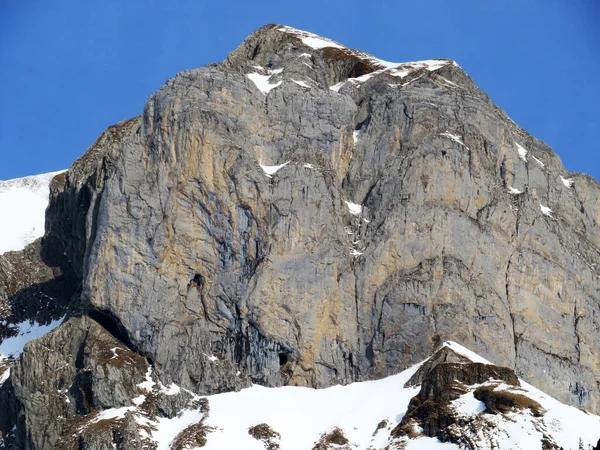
top-left (1, 1), bottom-right (598, 181)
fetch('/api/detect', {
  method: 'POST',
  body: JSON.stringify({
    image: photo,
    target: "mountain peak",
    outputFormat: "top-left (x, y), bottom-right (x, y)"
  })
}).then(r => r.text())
top-left (225, 24), bottom-right (460, 92)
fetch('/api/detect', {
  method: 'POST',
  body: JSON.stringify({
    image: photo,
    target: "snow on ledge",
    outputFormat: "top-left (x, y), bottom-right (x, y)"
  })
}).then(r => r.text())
top-left (344, 201), bottom-right (362, 215)
top-left (516, 143), bottom-right (528, 162)
top-left (93, 406), bottom-right (135, 423)
top-left (440, 132), bottom-right (467, 148)
top-left (442, 341), bottom-right (492, 365)
top-left (531, 155), bottom-right (545, 168)
top-left (291, 79), bottom-right (311, 89)
top-left (507, 186), bottom-right (523, 195)
top-left (260, 161), bottom-right (290, 178)
top-left (540, 204), bottom-right (554, 217)
top-left (0, 368), bottom-right (10, 386)
top-left (560, 176), bottom-right (574, 188)
top-left (137, 367), bottom-right (155, 392)
top-left (278, 26), bottom-right (344, 50)
top-left (247, 71), bottom-right (283, 95)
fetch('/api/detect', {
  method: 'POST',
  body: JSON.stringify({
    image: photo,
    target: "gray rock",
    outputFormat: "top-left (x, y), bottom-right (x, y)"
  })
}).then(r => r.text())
top-left (2, 24), bottom-right (600, 449)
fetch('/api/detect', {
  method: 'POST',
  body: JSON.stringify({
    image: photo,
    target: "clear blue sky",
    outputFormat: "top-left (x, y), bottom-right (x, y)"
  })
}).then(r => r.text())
top-left (1, 1), bottom-right (598, 181)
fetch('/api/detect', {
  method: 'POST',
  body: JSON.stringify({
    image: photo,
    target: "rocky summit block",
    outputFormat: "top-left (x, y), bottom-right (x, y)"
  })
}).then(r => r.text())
top-left (1, 24), bottom-right (600, 449)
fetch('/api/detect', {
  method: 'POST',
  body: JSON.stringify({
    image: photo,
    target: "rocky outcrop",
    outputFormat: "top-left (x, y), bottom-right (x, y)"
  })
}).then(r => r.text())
top-left (0, 240), bottom-right (72, 346)
top-left (392, 346), bottom-right (553, 448)
top-left (1, 24), bottom-right (600, 449)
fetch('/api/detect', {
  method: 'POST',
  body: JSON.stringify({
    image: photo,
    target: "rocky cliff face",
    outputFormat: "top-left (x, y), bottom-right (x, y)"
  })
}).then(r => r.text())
top-left (1, 24), bottom-right (599, 449)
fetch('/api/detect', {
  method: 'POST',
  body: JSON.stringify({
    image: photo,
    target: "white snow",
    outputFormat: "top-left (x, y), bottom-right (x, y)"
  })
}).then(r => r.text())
top-left (159, 383), bottom-right (181, 395)
top-left (132, 395), bottom-right (146, 406)
top-left (329, 80), bottom-right (347, 92)
top-left (152, 409), bottom-right (206, 450)
top-left (518, 379), bottom-right (600, 449)
top-left (345, 201), bottom-right (362, 215)
top-left (405, 437), bottom-right (459, 449)
top-left (204, 353), bottom-right (219, 362)
top-left (388, 59), bottom-right (453, 77)
top-left (353, 129), bottom-right (361, 144)
top-left (301, 36), bottom-right (344, 50)
top-left (246, 71), bottom-right (283, 95)
top-left (508, 186), bottom-right (523, 195)
top-left (442, 341), bottom-right (492, 364)
top-left (0, 368), bottom-right (10, 386)
top-left (440, 132), bottom-right (467, 148)
top-left (350, 249), bottom-right (364, 257)
top-left (79, 338), bottom-right (600, 450)
top-left (259, 161), bottom-right (290, 178)
top-left (278, 26), bottom-right (344, 50)
top-left (0, 170), bottom-right (65, 254)
top-left (137, 367), bottom-right (155, 392)
top-left (291, 79), bottom-right (311, 89)
top-left (516, 143), bottom-right (528, 162)
top-left (438, 76), bottom-right (458, 87)
top-left (452, 391), bottom-right (486, 415)
top-left (531, 155), bottom-right (545, 167)
top-left (197, 361), bottom-right (424, 450)
top-left (560, 176), bottom-right (574, 188)
top-left (93, 406), bottom-right (135, 422)
top-left (303, 163), bottom-right (317, 169)
top-left (540, 204), bottom-right (554, 217)
top-left (0, 316), bottom-right (65, 359)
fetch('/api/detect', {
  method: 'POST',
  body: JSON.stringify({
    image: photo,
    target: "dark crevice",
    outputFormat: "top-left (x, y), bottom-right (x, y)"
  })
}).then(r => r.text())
top-left (87, 307), bottom-right (136, 352)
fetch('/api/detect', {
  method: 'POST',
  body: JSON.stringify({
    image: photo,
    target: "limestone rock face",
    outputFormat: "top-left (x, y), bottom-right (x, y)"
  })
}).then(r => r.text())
top-left (2, 24), bottom-right (600, 448)
top-left (49, 24), bottom-right (600, 406)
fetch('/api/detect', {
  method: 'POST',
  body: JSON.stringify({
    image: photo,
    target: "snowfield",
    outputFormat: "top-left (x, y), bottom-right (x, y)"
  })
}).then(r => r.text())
top-left (0, 171), bottom-right (64, 254)
top-left (85, 341), bottom-right (600, 450)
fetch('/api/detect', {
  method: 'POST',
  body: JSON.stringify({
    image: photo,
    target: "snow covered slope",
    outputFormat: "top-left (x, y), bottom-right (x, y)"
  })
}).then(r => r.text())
top-left (0, 171), bottom-right (63, 254)
top-left (73, 342), bottom-right (600, 450)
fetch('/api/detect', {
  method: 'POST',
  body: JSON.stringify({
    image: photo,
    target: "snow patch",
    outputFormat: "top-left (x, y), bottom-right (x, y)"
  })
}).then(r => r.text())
top-left (345, 201), bottom-right (362, 216)
top-left (278, 26), bottom-right (344, 50)
top-left (353, 129), bottom-right (361, 144)
top-left (452, 392), bottom-right (486, 416)
top-left (259, 161), bottom-right (290, 178)
top-left (516, 143), bottom-right (528, 162)
top-left (540, 204), bottom-right (554, 217)
top-left (291, 79), bottom-right (311, 89)
top-left (440, 132), bottom-right (467, 148)
top-left (531, 155), bottom-right (545, 167)
top-left (160, 383), bottom-right (181, 396)
top-left (438, 76), bottom-right (458, 87)
top-left (442, 341), bottom-right (492, 364)
top-left (93, 406), bottom-right (135, 423)
top-left (330, 80), bottom-right (347, 92)
top-left (560, 176), bottom-right (574, 188)
top-left (350, 249), bottom-right (363, 257)
top-left (0, 368), bottom-right (10, 386)
top-left (246, 71), bottom-right (283, 95)
top-left (132, 395), bottom-right (146, 406)
top-left (508, 186), bottom-right (523, 195)
top-left (137, 367), bottom-right (155, 392)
